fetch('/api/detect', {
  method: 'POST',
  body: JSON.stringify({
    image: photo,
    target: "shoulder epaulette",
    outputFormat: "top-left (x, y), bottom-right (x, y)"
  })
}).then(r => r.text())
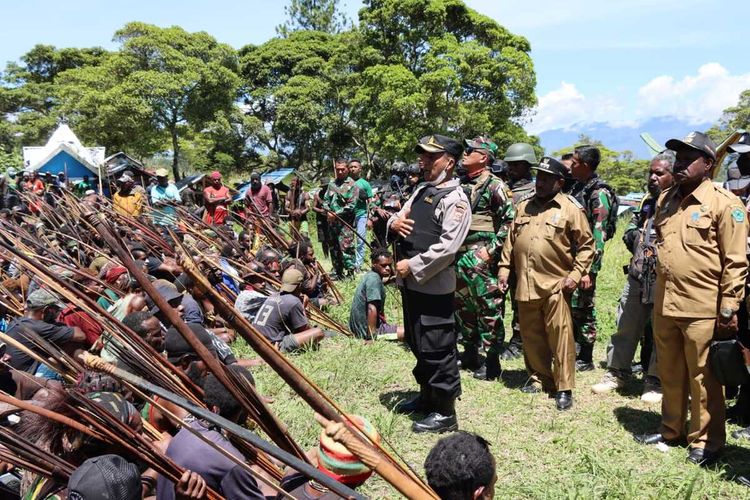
top-left (714, 184), bottom-right (741, 202)
top-left (565, 193), bottom-right (584, 209)
top-left (518, 191), bottom-right (535, 203)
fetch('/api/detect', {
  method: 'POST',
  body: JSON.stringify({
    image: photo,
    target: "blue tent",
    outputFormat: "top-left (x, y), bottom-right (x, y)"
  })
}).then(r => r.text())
top-left (35, 150), bottom-right (96, 178)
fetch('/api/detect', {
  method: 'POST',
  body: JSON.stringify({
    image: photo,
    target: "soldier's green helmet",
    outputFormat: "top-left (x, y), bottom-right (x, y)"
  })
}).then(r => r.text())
top-left (503, 143), bottom-right (537, 165)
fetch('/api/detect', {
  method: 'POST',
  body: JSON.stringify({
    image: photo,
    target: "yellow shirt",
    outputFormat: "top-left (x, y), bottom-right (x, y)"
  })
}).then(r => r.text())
top-left (499, 192), bottom-right (595, 301)
top-left (654, 178), bottom-right (748, 318)
top-left (113, 190), bottom-right (145, 217)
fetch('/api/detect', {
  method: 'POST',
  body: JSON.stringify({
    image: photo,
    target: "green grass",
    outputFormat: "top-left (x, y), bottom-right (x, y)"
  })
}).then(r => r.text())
top-left (232, 221), bottom-right (750, 498)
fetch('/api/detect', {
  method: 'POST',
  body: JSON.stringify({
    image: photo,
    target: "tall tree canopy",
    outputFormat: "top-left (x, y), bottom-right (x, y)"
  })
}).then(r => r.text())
top-left (59, 23), bottom-right (240, 179)
top-left (276, 0), bottom-right (351, 36)
top-left (243, 0), bottom-right (538, 174)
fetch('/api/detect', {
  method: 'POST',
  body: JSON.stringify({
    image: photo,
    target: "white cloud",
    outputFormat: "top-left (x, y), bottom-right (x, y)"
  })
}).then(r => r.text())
top-left (526, 82), bottom-right (625, 134)
top-left (636, 63), bottom-right (750, 125)
top-left (528, 64), bottom-right (750, 134)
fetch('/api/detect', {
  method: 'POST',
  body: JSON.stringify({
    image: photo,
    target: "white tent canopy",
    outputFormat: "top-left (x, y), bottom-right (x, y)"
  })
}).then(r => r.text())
top-left (22, 124), bottom-right (105, 176)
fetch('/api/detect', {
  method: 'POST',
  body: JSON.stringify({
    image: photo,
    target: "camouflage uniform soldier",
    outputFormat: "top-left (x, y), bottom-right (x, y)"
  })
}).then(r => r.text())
top-left (323, 160), bottom-right (360, 278)
top-left (499, 143), bottom-right (538, 360)
top-left (371, 178), bottom-right (404, 248)
top-left (455, 137), bottom-right (514, 381)
top-left (569, 145), bottom-right (618, 371)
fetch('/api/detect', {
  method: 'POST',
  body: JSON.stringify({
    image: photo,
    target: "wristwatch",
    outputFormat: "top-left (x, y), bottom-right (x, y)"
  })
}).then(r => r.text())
top-left (720, 308), bottom-right (735, 319)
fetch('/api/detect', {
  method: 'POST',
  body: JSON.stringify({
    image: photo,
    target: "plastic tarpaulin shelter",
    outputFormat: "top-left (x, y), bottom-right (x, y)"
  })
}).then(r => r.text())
top-left (232, 168), bottom-right (295, 201)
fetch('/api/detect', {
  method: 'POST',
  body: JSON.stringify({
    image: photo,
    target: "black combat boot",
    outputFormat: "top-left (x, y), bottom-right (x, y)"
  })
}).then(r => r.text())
top-left (412, 395), bottom-right (458, 434)
top-left (576, 343), bottom-right (594, 372)
top-left (473, 352), bottom-right (501, 381)
top-left (500, 333), bottom-right (523, 360)
top-left (458, 346), bottom-right (481, 371)
top-left (394, 385), bottom-right (428, 414)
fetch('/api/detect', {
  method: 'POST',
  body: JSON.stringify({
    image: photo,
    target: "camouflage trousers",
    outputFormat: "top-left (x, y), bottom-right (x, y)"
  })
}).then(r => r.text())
top-left (329, 222), bottom-right (356, 276)
top-left (455, 248), bottom-right (506, 355)
top-left (572, 277), bottom-right (597, 346)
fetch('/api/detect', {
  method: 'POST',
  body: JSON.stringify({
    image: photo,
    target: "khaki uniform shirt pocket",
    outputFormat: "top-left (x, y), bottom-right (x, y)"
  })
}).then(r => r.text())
top-left (684, 215), bottom-right (712, 247)
top-left (544, 217), bottom-right (566, 240)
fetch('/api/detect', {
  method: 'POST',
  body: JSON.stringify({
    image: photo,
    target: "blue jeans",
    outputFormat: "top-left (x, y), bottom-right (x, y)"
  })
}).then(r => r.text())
top-left (354, 215), bottom-right (367, 268)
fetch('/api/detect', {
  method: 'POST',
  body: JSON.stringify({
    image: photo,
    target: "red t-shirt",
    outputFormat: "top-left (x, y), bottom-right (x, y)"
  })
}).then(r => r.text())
top-left (245, 184), bottom-right (273, 217)
top-left (203, 185), bottom-right (230, 224)
top-left (58, 307), bottom-right (103, 346)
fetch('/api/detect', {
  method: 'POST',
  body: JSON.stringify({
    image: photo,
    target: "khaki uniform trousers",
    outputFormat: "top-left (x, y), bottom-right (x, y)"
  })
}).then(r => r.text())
top-left (653, 313), bottom-right (725, 451)
top-left (517, 289), bottom-right (575, 392)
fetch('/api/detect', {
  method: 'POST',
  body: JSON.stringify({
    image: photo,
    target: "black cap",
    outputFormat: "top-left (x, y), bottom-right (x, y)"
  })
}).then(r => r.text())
top-left (532, 156), bottom-right (567, 177)
top-left (414, 135), bottom-right (463, 159)
top-left (67, 455), bottom-right (141, 500)
top-left (665, 131), bottom-right (717, 160)
top-left (729, 132), bottom-right (750, 154)
top-left (165, 323), bottom-right (216, 363)
top-left (146, 279), bottom-right (184, 314)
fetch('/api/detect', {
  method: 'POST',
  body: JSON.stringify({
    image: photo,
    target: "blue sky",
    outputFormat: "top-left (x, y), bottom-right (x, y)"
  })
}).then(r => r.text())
top-left (1, 0), bottom-right (747, 134)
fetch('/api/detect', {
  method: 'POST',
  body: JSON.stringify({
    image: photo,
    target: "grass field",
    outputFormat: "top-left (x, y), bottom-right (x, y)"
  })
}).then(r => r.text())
top-left (234, 222), bottom-right (750, 498)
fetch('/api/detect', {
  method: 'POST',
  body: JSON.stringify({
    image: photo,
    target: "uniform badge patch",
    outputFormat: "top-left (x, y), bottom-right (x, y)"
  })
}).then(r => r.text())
top-left (732, 207), bottom-right (745, 223)
top-left (691, 212), bottom-right (699, 222)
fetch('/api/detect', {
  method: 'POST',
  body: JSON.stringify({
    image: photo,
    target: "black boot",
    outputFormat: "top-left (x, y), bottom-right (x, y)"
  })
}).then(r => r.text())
top-left (412, 396), bottom-right (458, 434)
top-left (500, 333), bottom-right (523, 360)
top-left (576, 343), bottom-right (594, 372)
top-left (394, 386), bottom-right (428, 414)
top-left (458, 346), bottom-right (481, 371)
top-left (473, 352), bottom-right (501, 381)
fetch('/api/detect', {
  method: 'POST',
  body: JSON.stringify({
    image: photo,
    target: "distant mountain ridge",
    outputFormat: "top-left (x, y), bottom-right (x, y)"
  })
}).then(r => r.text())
top-left (536, 117), bottom-right (713, 159)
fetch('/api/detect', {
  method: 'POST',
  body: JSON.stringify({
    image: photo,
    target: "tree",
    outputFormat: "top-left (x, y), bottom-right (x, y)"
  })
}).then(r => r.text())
top-left (707, 89), bottom-right (750, 150)
top-left (57, 23), bottom-right (241, 179)
top-left (0, 45), bottom-right (109, 163)
top-left (276, 0), bottom-right (351, 36)
top-left (244, 0), bottom-right (539, 175)
top-left (240, 30), bottom-right (348, 169)
top-left (357, 0), bottom-right (537, 145)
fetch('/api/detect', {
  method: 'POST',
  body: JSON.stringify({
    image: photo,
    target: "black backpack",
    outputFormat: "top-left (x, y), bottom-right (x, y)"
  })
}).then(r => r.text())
top-left (580, 176), bottom-right (619, 241)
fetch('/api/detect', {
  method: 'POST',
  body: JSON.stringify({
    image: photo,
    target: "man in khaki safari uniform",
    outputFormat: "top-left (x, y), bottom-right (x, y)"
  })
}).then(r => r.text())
top-left (498, 156), bottom-right (594, 411)
top-left (635, 131), bottom-right (748, 466)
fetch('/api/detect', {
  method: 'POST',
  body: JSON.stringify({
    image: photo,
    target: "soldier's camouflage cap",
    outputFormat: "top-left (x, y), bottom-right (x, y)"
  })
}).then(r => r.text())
top-left (415, 135), bottom-right (463, 159)
top-left (464, 136), bottom-right (498, 160)
top-left (665, 131), bottom-right (716, 160)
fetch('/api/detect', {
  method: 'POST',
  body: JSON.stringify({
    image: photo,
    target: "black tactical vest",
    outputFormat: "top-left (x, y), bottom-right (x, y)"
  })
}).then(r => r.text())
top-left (398, 185), bottom-right (454, 259)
